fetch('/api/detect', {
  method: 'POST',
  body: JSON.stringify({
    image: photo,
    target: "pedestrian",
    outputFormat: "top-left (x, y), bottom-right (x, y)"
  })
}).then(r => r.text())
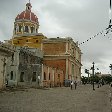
top-left (74, 81), bottom-right (77, 90)
top-left (97, 81), bottom-right (100, 88)
top-left (70, 81), bottom-right (73, 90)
top-left (110, 82), bottom-right (112, 87)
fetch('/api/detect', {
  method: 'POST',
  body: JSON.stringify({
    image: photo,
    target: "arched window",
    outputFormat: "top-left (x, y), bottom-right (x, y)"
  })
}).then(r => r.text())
top-left (19, 25), bottom-right (22, 32)
top-left (20, 72), bottom-right (24, 82)
top-left (31, 26), bottom-right (34, 33)
top-left (25, 26), bottom-right (29, 32)
top-left (32, 72), bottom-right (36, 82)
top-left (44, 72), bottom-right (46, 80)
top-left (10, 71), bottom-right (13, 80)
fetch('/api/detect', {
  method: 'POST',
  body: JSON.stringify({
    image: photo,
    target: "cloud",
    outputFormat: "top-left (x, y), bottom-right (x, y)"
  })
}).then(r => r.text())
top-left (0, 0), bottom-right (112, 75)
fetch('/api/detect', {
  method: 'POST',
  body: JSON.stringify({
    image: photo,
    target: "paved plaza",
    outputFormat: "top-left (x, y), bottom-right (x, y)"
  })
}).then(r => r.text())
top-left (0, 84), bottom-right (111, 112)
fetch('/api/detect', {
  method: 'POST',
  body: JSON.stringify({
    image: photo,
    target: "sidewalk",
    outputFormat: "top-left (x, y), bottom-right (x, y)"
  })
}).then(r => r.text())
top-left (0, 84), bottom-right (111, 112)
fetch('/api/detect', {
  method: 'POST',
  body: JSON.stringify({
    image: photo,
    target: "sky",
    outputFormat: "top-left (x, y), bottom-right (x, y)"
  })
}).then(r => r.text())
top-left (0, 0), bottom-right (112, 76)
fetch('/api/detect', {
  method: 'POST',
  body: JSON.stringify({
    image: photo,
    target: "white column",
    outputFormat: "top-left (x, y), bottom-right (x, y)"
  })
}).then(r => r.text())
top-left (28, 26), bottom-right (31, 33)
top-left (48, 67), bottom-right (49, 80)
top-left (52, 69), bottom-right (54, 82)
top-left (66, 42), bottom-right (68, 53)
top-left (35, 24), bottom-right (37, 33)
top-left (23, 23), bottom-right (25, 34)
top-left (41, 43), bottom-right (43, 51)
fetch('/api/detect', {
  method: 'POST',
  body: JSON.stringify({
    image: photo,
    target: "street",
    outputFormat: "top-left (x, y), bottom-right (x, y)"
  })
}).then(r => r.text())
top-left (0, 84), bottom-right (111, 112)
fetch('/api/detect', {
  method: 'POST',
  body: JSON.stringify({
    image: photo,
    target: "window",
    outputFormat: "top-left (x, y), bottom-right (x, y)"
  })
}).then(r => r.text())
top-left (28, 6), bottom-right (30, 10)
top-left (20, 72), bottom-right (24, 82)
top-left (19, 25), bottom-right (22, 32)
top-left (11, 53), bottom-right (14, 63)
top-left (25, 26), bottom-right (29, 32)
top-left (31, 26), bottom-right (34, 33)
top-left (44, 72), bottom-right (46, 80)
top-left (36, 40), bottom-right (38, 43)
top-left (17, 41), bottom-right (19, 44)
top-left (32, 72), bottom-right (36, 82)
top-left (14, 27), bottom-right (16, 34)
top-left (14, 24), bottom-right (17, 33)
top-left (10, 71), bottom-right (13, 80)
top-left (58, 74), bottom-right (60, 79)
top-left (26, 40), bottom-right (28, 42)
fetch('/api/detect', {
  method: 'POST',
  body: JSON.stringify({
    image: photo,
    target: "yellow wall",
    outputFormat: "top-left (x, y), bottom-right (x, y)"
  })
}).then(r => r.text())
top-left (11, 35), bottom-right (47, 48)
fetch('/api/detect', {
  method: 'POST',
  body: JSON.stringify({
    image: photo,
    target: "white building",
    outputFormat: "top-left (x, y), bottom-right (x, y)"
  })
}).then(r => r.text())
top-left (0, 43), bottom-right (14, 89)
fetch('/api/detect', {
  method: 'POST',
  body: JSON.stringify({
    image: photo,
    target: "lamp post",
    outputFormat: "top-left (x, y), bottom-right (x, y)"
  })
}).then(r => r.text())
top-left (92, 62), bottom-right (95, 90)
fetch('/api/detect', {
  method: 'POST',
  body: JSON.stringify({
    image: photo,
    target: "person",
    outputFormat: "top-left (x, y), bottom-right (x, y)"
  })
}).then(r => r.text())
top-left (74, 81), bottom-right (77, 90)
top-left (110, 82), bottom-right (112, 87)
top-left (70, 81), bottom-right (73, 90)
top-left (97, 81), bottom-right (100, 88)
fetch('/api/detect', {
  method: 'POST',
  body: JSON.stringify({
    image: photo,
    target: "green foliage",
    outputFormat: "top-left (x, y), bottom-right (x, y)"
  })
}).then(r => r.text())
top-left (81, 76), bottom-right (88, 84)
top-left (90, 75), bottom-right (100, 83)
top-left (101, 75), bottom-right (112, 84)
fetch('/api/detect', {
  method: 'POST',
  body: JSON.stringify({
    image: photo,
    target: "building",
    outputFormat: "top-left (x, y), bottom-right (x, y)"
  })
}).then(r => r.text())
top-left (42, 37), bottom-right (82, 83)
top-left (0, 43), bottom-right (14, 89)
top-left (8, 2), bottom-right (47, 48)
top-left (6, 46), bottom-right (64, 88)
top-left (5, 1), bottom-right (82, 87)
top-left (6, 46), bottom-right (43, 87)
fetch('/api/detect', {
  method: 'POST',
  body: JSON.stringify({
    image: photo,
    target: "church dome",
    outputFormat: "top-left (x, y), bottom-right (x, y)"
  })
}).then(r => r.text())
top-left (13, 2), bottom-right (39, 36)
top-left (15, 3), bottom-right (38, 23)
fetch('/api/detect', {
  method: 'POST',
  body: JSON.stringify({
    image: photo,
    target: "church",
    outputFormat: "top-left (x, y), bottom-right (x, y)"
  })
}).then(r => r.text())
top-left (6, 1), bottom-right (82, 88)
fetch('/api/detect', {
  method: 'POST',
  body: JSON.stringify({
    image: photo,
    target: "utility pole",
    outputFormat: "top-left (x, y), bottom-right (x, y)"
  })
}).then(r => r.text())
top-left (92, 62), bottom-right (95, 90)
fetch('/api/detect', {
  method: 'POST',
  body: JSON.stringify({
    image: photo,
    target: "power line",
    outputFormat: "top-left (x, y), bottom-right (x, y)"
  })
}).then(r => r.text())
top-left (79, 0), bottom-right (112, 46)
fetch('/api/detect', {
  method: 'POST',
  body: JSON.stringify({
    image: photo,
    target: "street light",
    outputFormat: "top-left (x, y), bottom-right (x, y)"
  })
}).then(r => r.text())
top-left (92, 62), bottom-right (95, 90)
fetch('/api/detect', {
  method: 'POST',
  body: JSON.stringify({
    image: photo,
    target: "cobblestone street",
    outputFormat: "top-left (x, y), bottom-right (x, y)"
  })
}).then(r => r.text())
top-left (0, 84), bottom-right (111, 112)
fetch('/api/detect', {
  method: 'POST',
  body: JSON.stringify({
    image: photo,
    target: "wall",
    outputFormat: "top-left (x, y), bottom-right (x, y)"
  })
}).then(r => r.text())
top-left (42, 37), bottom-right (82, 82)
top-left (43, 43), bottom-right (66, 55)
top-left (42, 65), bottom-right (64, 87)
top-left (0, 44), bottom-right (14, 89)
top-left (0, 56), bottom-right (4, 89)
top-left (11, 34), bottom-right (46, 48)
top-left (6, 47), bottom-right (43, 87)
